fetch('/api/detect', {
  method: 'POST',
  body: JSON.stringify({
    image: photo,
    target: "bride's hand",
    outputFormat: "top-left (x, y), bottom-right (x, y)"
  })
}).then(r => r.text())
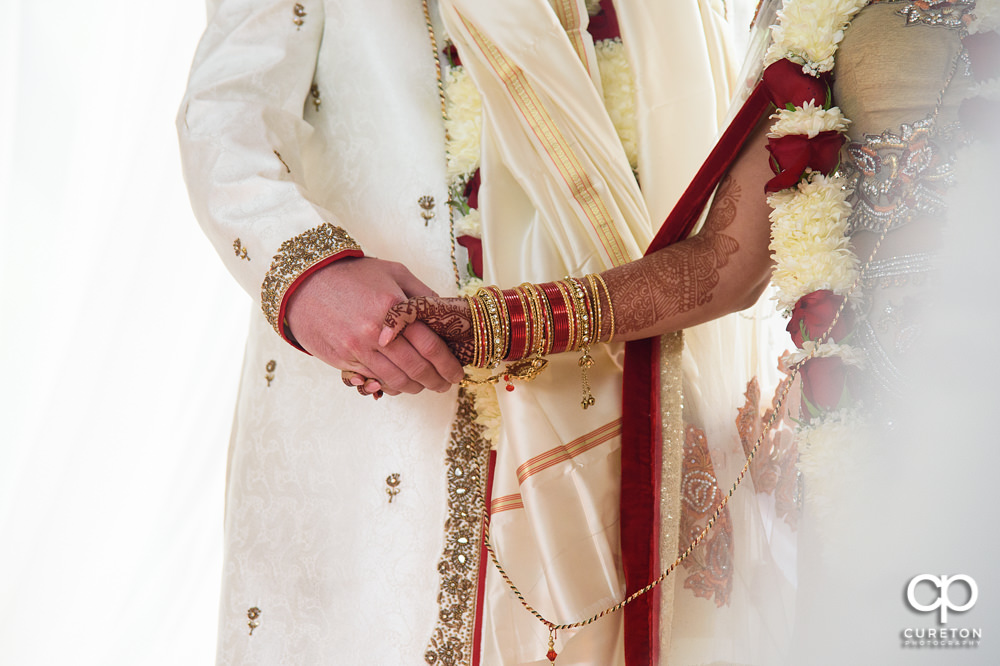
top-left (380, 297), bottom-right (475, 366)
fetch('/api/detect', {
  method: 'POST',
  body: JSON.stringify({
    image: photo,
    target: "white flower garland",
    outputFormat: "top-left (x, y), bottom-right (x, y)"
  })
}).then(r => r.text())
top-left (764, 0), bottom-right (869, 499)
top-left (769, 172), bottom-right (858, 310)
top-left (764, 0), bottom-right (870, 74)
top-left (770, 0), bottom-right (997, 517)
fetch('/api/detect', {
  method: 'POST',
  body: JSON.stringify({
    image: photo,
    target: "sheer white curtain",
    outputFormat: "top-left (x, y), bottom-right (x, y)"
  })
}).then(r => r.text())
top-left (0, 2), bottom-right (247, 664)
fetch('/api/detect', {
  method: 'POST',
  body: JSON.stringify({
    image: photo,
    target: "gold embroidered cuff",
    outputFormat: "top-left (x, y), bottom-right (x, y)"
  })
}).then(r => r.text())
top-left (260, 223), bottom-right (363, 336)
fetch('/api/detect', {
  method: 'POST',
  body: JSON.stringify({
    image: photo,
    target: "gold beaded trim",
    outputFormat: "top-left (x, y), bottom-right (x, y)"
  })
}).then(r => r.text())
top-left (424, 389), bottom-right (492, 665)
top-left (260, 223), bottom-right (362, 335)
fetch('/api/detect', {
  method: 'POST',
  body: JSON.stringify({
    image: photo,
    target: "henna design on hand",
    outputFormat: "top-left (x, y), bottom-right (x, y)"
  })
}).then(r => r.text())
top-left (606, 175), bottom-right (742, 336)
top-left (384, 297), bottom-right (475, 365)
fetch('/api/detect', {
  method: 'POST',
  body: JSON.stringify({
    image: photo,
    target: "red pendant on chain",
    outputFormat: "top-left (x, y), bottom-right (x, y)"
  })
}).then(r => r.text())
top-left (546, 648), bottom-right (558, 662)
top-left (504, 374), bottom-right (515, 391)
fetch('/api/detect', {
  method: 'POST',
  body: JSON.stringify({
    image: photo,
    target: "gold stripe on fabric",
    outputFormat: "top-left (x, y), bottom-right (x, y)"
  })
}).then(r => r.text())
top-left (515, 418), bottom-right (623, 485)
top-left (553, 0), bottom-right (591, 76)
top-left (657, 331), bottom-right (685, 656)
top-left (490, 493), bottom-right (525, 514)
top-left (459, 15), bottom-right (631, 267)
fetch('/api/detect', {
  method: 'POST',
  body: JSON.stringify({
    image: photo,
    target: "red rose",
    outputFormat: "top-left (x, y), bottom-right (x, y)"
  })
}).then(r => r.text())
top-left (800, 356), bottom-right (847, 412)
top-left (444, 43), bottom-right (462, 67)
top-left (964, 31), bottom-right (1000, 82)
top-left (587, 0), bottom-right (621, 42)
top-left (786, 289), bottom-right (854, 347)
top-left (765, 131), bottom-right (844, 192)
top-left (762, 58), bottom-right (831, 109)
top-left (457, 235), bottom-right (483, 278)
top-left (464, 168), bottom-right (481, 210)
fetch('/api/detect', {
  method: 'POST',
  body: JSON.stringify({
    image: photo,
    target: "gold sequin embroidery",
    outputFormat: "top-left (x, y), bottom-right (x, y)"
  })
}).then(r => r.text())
top-left (418, 195), bottom-right (436, 226)
top-left (247, 607), bottom-right (261, 635)
top-left (265, 360), bottom-right (277, 387)
top-left (233, 238), bottom-right (250, 261)
top-left (424, 389), bottom-right (491, 665)
top-left (293, 3), bottom-right (306, 29)
top-left (386, 473), bottom-right (401, 502)
top-left (260, 224), bottom-right (363, 335)
top-left (736, 376), bottom-right (800, 529)
top-left (309, 83), bottom-right (322, 112)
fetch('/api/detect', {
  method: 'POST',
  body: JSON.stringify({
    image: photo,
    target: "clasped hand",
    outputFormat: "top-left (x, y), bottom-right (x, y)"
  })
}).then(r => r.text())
top-left (284, 257), bottom-right (467, 397)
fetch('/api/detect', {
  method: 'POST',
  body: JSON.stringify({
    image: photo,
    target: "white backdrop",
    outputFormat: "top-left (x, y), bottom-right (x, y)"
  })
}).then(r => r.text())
top-left (0, 2), bottom-right (247, 664)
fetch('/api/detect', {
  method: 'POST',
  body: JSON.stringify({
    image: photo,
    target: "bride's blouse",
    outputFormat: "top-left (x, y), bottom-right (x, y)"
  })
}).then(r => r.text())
top-left (830, 0), bottom-right (974, 401)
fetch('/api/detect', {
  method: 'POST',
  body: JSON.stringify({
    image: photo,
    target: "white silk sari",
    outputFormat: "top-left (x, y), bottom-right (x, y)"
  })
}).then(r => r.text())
top-left (441, 2), bottom-right (793, 663)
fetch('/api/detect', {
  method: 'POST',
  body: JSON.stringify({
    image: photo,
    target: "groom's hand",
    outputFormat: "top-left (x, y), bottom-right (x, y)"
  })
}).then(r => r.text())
top-left (285, 257), bottom-right (465, 394)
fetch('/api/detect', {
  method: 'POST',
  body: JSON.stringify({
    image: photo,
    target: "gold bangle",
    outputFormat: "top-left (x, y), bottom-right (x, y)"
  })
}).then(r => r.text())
top-left (586, 274), bottom-right (602, 347)
top-left (592, 273), bottom-right (615, 343)
top-left (466, 294), bottom-right (482, 368)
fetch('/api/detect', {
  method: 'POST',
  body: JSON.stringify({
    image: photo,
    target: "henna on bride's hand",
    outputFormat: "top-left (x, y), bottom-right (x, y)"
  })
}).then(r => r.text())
top-left (382, 297), bottom-right (475, 365)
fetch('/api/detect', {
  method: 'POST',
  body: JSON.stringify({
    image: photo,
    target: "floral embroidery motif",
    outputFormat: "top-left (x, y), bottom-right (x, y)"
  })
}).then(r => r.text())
top-left (842, 116), bottom-right (958, 234)
top-left (260, 224), bottom-right (362, 335)
top-left (292, 3), bottom-right (306, 29)
top-left (891, 0), bottom-right (976, 29)
top-left (679, 425), bottom-right (733, 607)
top-left (309, 83), bottom-right (321, 112)
top-left (425, 389), bottom-right (491, 665)
top-left (385, 473), bottom-right (401, 503)
top-left (247, 607), bottom-right (261, 635)
top-left (419, 195), bottom-right (436, 226)
top-left (265, 359), bottom-right (276, 387)
top-left (736, 376), bottom-right (801, 529)
top-left (233, 238), bottom-right (250, 261)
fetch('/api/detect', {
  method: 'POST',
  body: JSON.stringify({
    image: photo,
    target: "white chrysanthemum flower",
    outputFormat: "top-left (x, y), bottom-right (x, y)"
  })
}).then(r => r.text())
top-left (455, 207), bottom-right (482, 237)
top-left (967, 77), bottom-right (1000, 101)
top-left (596, 38), bottom-right (639, 170)
top-left (969, 0), bottom-right (1000, 33)
top-left (769, 102), bottom-right (849, 138)
top-left (444, 66), bottom-right (483, 181)
top-left (458, 277), bottom-right (485, 296)
top-left (764, 0), bottom-right (869, 73)
top-left (464, 371), bottom-right (502, 445)
top-left (795, 409), bottom-right (869, 526)
top-left (768, 173), bottom-right (859, 307)
top-left (585, 0), bottom-right (603, 16)
top-left (786, 340), bottom-right (866, 366)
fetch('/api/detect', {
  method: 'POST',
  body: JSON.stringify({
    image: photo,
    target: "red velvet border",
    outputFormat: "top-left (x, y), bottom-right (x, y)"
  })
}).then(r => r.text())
top-left (620, 83), bottom-right (770, 664)
top-left (473, 449), bottom-right (498, 666)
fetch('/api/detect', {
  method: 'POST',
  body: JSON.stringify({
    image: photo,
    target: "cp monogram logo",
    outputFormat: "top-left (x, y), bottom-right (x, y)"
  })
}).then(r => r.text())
top-left (906, 574), bottom-right (978, 623)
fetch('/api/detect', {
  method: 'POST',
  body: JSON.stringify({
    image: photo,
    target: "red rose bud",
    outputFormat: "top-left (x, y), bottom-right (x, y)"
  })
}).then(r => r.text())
top-left (587, 0), bottom-right (621, 42)
top-left (786, 289), bottom-right (854, 347)
top-left (762, 58), bottom-right (831, 109)
top-left (800, 356), bottom-right (847, 412)
top-left (457, 235), bottom-right (483, 278)
top-left (444, 43), bottom-right (462, 67)
top-left (765, 131), bottom-right (844, 192)
top-left (464, 168), bottom-right (481, 210)
top-left (964, 31), bottom-right (1000, 82)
